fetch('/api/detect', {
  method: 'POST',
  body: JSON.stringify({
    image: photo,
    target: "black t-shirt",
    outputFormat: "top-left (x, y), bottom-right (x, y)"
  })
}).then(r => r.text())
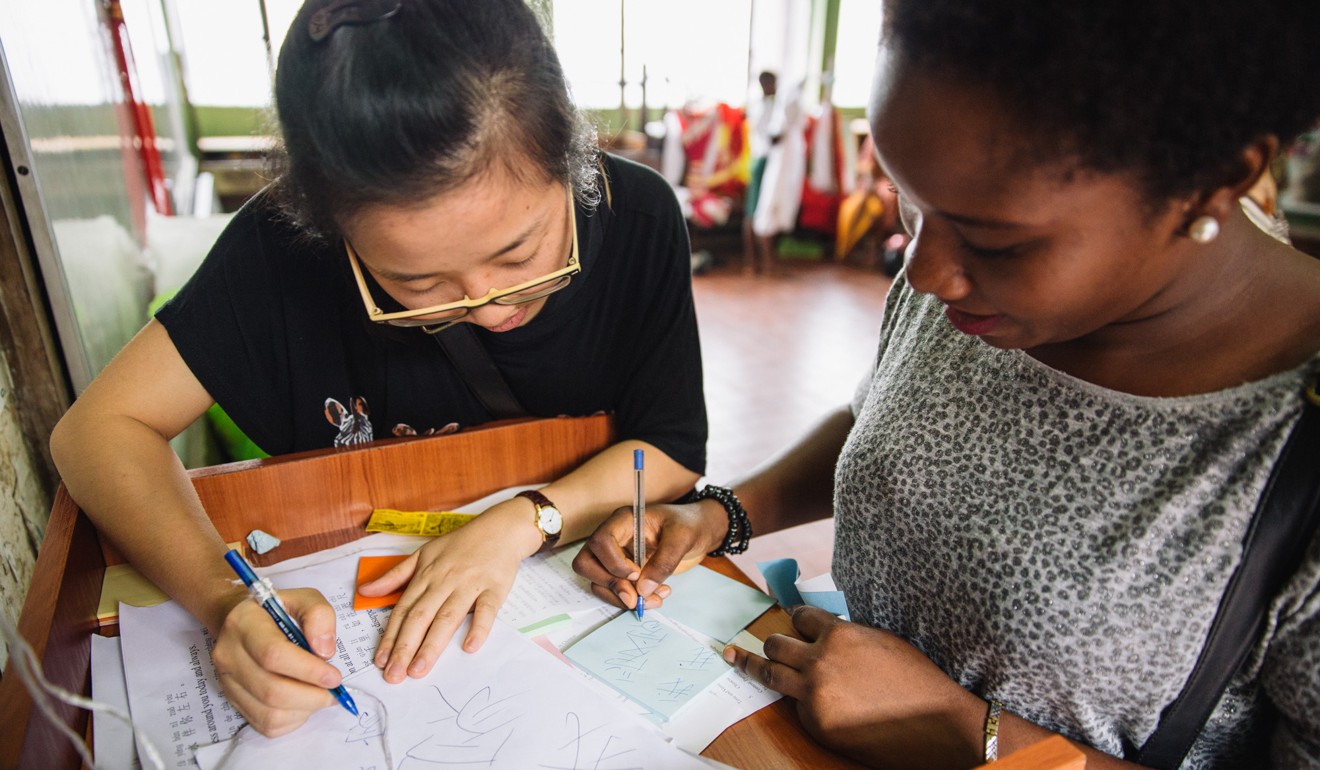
top-left (156, 154), bottom-right (707, 474)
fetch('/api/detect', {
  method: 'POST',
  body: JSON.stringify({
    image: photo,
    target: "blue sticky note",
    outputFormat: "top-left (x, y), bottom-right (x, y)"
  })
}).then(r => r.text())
top-left (801, 590), bottom-right (851, 621)
top-left (757, 559), bottom-right (851, 620)
top-left (756, 558), bottom-right (805, 607)
top-left (661, 566), bottom-right (775, 643)
top-left (564, 613), bottom-right (730, 720)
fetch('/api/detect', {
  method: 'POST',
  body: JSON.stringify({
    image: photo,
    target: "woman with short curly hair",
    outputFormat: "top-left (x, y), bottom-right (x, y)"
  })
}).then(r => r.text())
top-left (578, 3), bottom-right (1320, 767)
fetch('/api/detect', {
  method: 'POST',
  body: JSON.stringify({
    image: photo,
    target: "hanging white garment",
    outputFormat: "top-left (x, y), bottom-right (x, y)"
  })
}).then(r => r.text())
top-left (753, 86), bottom-right (807, 237)
top-left (746, 92), bottom-right (776, 162)
top-left (660, 110), bottom-right (686, 187)
top-left (808, 78), bottom-right (838, 195)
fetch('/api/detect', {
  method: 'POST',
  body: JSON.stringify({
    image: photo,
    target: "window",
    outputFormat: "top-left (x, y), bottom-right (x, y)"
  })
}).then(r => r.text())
top-left (553, 0), bottom-right (754, 111)
top-left (832, 0), bottom-right (884, 108)
top-left (173, 0), bottom-right (301, 106)
top-left (169, 1), bottom-right (882, 111)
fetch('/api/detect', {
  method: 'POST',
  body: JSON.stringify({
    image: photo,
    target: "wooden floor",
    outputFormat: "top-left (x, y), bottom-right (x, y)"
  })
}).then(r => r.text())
top-left (690, 260), bottom-right (893, 589)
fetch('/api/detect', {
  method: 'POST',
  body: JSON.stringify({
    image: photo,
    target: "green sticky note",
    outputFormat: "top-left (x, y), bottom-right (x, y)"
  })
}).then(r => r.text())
top-left (518, 613), bottom-right (571, 636)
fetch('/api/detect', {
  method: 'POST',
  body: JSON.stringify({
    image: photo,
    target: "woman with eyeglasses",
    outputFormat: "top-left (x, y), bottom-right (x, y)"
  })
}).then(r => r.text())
top-left (50, 0), bottom-right (706, 737)
top-left (578, 2), bottom-right (1320, 768)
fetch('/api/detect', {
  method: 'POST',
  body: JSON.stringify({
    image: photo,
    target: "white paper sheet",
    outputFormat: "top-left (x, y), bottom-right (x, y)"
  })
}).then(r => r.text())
top-left (117, 542), bottom-right (403, 767)
top-left (193, 618), bottom-right (713, 770)
top-left (90, 634), bottom-right (142, 770)
top-left (118, 601), bottom-right (243, 768)
top-left (665, 658), bottom-right (781, 751)
top-left (497, 546), bottom-right (605, 627)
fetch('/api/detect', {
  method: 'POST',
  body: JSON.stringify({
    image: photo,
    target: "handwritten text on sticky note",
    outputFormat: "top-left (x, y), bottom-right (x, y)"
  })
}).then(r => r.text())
top-left (564, 612), bottom-right (730, 720)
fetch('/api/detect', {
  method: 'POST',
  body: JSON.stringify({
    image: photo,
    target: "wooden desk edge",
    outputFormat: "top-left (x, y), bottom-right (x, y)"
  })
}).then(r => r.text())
top-left (0, 484), bottom-right (104, 770)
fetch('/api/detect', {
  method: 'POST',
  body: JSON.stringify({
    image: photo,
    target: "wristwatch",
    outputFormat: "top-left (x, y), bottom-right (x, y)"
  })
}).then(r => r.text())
top-left (516, 489), bottom-right (562, 553)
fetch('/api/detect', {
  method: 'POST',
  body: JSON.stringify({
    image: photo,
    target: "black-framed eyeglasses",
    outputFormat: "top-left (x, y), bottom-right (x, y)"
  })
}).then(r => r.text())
top-left (345, 185), bottom-right (580, 334)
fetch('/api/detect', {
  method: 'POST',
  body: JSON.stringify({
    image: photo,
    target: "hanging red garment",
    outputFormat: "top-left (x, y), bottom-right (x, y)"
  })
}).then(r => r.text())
top-left (796, 107), bottom-right (845, 236)
top-left (104, 0), bottom-right (173, 216)
top-left (676, 103), bottom-right (746, 199)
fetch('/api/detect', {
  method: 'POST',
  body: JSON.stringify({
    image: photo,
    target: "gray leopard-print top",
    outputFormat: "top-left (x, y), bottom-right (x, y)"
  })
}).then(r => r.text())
top-left (833, 275), bottom-right (1320, 769)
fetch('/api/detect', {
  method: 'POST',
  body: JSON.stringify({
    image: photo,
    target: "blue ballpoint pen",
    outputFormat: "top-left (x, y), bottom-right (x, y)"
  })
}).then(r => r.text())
top-left (633, 449), bottom-right (645, 620)
top-left (223, 549), bottom-right (359, 716)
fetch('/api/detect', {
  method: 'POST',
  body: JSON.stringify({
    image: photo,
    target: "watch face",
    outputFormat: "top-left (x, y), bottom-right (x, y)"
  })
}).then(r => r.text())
top-left (537, 506), bottom-right (563, 536)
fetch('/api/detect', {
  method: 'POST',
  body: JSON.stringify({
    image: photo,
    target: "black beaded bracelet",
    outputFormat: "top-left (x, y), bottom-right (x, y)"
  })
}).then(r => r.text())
top-left (693, 484), bottom-right (752, 556)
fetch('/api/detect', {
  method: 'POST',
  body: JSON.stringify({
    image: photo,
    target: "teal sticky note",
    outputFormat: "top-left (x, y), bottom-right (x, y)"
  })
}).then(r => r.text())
top-left (661, 566), bottom-right (775, 643)
top-left (756, 558), bottom-right (805, 607)
top-left (564, 612), bottom-right (730, 720)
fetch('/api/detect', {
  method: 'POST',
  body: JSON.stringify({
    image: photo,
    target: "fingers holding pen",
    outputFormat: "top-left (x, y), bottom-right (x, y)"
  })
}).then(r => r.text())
top-left (219, 651), bottom-right (335, 731)
top-left (575, 505), bottom-right (688, 608)
top-left (576, 505), bottom-right (648, 605)
top-left (633, 532), bottom-right (691, 599)
top-left (211, 597), bottom-right (339, 736)
top-left (217, 591), bottom-right (343, 688)
top-left (281, 587), bottom-right (339, 659)
top-left (599, 506), bottom-right (647, 570)
top-left (575, 512), bottom-right (673, 609)
top-left (217, 672), bottom-right (323, 738)
top-left (636, 500), bottom-right (729, 596)
top-left (587, 580), bottom-right (671, 610)
top-left (575, 501), bottom-right (728, 607)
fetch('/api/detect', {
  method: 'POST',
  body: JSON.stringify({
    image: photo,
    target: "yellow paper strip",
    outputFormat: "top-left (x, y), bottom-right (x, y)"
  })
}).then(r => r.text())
top-left (365, 508), bottom-right (477, 537)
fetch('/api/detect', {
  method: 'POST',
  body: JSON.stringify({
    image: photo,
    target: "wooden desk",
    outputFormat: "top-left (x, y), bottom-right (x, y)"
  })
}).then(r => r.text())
top-left (0, 416), bottom-right (861, 770)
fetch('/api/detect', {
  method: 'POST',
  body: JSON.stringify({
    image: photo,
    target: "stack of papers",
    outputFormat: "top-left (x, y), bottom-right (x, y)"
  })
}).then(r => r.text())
top-left (95, 506), bottom-right (783, 768)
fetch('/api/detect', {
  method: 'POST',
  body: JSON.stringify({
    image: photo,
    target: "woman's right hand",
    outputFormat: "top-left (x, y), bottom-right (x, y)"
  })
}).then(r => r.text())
top-left (573, 499), bottom-right (729, 610)
top-left (208, 587), bottom-right (343, 737)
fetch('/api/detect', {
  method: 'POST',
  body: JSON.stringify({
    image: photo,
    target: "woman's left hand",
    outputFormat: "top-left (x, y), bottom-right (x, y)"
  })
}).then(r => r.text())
top-left (722, 605), bottom-right (987, 767)
top-left (358, 498), bottom-right (537, 684)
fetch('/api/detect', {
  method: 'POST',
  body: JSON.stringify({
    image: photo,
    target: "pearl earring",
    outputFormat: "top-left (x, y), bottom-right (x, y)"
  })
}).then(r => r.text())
top-left (1188, 215), bottom-right (1220, 244)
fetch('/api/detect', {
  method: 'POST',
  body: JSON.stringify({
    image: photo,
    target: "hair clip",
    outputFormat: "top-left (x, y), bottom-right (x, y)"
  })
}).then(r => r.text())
top-left (308, 0), bottom-right (403, 43)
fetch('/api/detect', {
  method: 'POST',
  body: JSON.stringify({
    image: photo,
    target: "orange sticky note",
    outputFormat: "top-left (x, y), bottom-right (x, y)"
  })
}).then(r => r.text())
top-left (354, 554), bottom-right (410, 611)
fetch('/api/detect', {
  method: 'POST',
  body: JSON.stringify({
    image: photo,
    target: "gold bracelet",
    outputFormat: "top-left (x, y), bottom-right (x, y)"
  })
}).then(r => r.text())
top-left (983, 699), bottom-right (1004, 762)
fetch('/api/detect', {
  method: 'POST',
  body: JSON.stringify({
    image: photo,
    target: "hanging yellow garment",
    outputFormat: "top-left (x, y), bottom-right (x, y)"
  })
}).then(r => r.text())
top-left (835, 189), bottom-right (885, 260)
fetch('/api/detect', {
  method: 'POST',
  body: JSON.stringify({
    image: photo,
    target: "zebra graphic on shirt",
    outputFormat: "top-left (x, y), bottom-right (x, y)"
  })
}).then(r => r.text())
top-left (324, 396), bottom-right (373, 446)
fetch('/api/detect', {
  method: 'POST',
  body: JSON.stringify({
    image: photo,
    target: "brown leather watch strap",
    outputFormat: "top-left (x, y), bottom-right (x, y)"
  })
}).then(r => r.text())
top-left (515, 489), bottom-right (562, 552)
